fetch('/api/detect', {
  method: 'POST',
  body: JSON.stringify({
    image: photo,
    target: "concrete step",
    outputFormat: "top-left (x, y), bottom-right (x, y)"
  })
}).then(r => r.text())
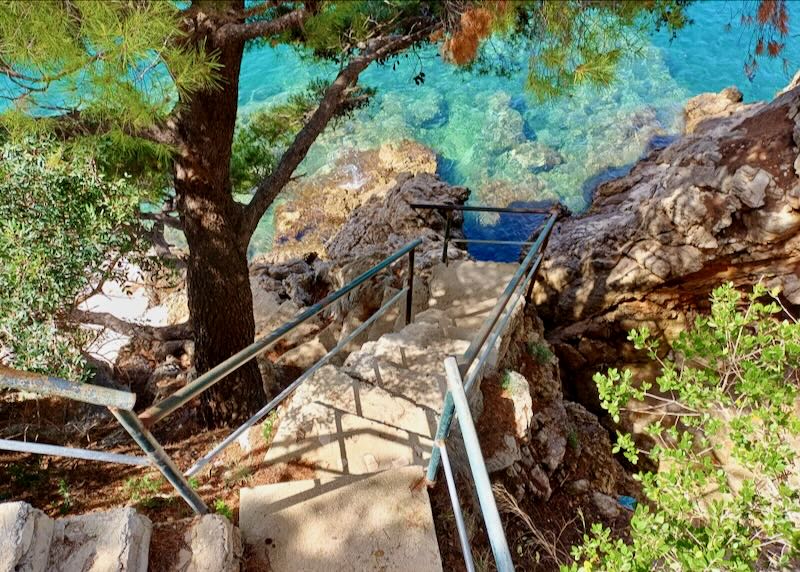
top-left (0, 501), bottom-right (54, 572)
top-left (264, 365), bottom-right (435, 479)
top-left (46, 507), bottom-right (151, 572)
top-left (343, 321), bottom-right (470, 412)
top-left (239, 466), bottom-right (442, 572)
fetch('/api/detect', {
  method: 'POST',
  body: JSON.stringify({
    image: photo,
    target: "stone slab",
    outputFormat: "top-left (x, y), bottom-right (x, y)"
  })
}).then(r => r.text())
top-left (264, 365), bottom-right (434, 478)
top-left (168, 514), bottom-right (243, 572)
top-left (47, 508), bottom-right (151, 572)
top-left (240, 466), bottom-right (442, 572)
top-left (0, 501), bottom-right (54, 572)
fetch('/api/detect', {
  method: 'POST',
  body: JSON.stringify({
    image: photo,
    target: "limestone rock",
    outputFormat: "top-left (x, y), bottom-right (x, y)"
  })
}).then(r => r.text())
top-left (683, 86), bottom-right (748, 134)
top-left (276, 339), bottom-right (328, 371)
top-left (0, 502), bottom-right (54, 572)
top-left (181, 515), bottom-right (243, 572)
top-left (592, 492), bottom-right (620, 520)
top-left (534, 83), bottom-right (800, 398)
top-left (47, 508), bottom-right (151, 572)
top-left (326, 172), bottom-right (470, 261)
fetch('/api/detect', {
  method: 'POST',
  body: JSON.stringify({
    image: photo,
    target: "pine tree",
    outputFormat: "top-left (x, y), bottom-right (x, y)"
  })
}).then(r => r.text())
top-left (0, 0), bottom-right (699, 426)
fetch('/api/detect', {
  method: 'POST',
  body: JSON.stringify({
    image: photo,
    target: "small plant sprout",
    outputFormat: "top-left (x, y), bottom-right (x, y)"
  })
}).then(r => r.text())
top-left (57, 478), bottom-right (72, 515)
top-left (261, 411), bottom-right (279, 443)
top-left (526, 340), bottom-right (554, 364)
top-left (214, 499), bottom-right (233, 520)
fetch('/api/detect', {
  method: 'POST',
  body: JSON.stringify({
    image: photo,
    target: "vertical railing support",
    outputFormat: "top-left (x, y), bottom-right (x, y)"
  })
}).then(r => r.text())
top-left (438, 440), bottom-right (476, 572)
top-left (405, 247), bottom-right (415, 326)
top-left (426, 390), bottom-right (455, 483)
top-left (110, 408), bottom-right (209, 515)
top-left (443, 357), bottom-right (514, 572)
top-left (441, 210), bottom-right (452, 265)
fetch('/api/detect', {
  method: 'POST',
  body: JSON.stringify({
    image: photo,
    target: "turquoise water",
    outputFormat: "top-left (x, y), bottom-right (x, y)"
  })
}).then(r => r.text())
top-left (0, 3), bottom-right (794, 260)
top-left (240, 1), bottom-right (800, 261)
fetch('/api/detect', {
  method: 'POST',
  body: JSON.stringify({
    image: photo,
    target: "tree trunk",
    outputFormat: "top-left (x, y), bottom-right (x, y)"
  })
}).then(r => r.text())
top-left (174, 1), bottom-right (266, 427)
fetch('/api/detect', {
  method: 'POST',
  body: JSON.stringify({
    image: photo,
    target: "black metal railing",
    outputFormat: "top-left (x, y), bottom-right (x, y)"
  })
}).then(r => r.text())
top-left (410, 202), bottom-right (555, 264)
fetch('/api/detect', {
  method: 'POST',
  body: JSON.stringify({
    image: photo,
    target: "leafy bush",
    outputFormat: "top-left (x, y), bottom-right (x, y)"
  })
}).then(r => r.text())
top-left (0, 139), bottom-right (143, 379)
top-left (568, 283), bottom-right (800, 571)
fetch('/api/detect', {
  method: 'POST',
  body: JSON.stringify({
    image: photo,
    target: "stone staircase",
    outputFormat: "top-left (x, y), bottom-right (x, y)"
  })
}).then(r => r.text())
top-left (0, 260), bottom-right (519, 572)
top-left (238, 261), bottom-right (518, 571)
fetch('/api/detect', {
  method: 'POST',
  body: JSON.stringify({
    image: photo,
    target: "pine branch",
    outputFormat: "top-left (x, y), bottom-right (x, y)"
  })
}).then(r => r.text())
top-left (51, 111), bottom-right (180, 147)
top-left (214, 7), bottom-right (308, 44)
top-left (238, 25), bottom-right (434, 243)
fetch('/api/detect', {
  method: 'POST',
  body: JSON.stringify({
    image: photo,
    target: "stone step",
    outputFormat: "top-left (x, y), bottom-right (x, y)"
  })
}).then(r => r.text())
top-left (343, 320), bottom-right (470, 411)
top-left (239, 466), bottom-right (442, 572)
top-left (0, 501), bottom-right (54, 572)
top-left (46, 507), bottom-right (151, 572)
top-left (263, 365), bottom-right (435, 479)
top-left (151, 514), bottom-right (243, 572)
top-left (428, 261), bottom-right (517, 317)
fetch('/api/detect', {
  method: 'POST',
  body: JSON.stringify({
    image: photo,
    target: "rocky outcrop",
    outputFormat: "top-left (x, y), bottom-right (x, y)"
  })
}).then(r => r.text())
top-left (533, 83), bottom-right (800, 402)
top-left (683, 86), bottom-right (751, 134)
top-left (326, 172), bottom-right (469, 263)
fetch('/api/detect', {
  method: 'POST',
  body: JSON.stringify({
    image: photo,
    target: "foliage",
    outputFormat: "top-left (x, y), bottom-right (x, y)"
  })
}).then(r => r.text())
top-left (214, 498), bottom-right (233, 520)
top-left (0, 139), bottom-right (144, 380)
top-left (0, 1), bottom-right (217, 137)
top-left (501, 369), bottom-right (513, 390)
top-left (567, 283), bottom-right (800, 571)
top-left (527, 340), bottom-right (554, 364)
top-left (261, 411), bottom-right (279, 443)
top-left (231, 79), bottom-right (374, 193)
top-left (57, 478), bottom-right (73, 515)
top-left (124, 475), bottom-right (164, 507)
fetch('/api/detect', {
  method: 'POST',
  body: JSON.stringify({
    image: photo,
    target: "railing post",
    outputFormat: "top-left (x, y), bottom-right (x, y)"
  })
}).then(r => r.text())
top-left (110, 408), bottom-right (209, 515)
top-left (441, 210), bottom-right (452, 265)
top-left (405, 247), bottom-right (415, 326)
top-left (437, 440), bottom-right (476, 572)
top-left (426, 391), bottom-right (455, 483)
top-left (443, 357), bottom-right (514, 572)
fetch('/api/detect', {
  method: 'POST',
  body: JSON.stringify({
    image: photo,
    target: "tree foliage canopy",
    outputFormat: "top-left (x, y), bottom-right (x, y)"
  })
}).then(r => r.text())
top-left (0, 139), bottom-right (145, 379)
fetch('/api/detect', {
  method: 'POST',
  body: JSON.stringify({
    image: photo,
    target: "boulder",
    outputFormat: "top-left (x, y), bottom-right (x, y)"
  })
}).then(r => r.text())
top-left (683, 86), bottom-right (749, 134)
top-left (534, 83), bottom-right (800, 403)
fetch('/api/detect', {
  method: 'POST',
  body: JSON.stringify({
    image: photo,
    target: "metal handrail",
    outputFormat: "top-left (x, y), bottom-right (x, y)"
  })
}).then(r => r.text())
top-left (0, 239), bottom-right (422, 516)
top-left (139, 238), bottom-right (421, 427)
top-left (443, 357), bottom-right (514, 571)
top-left (459, 212), bottom-right (557, 375)
top-left (411, 202), bottom-right (556, 264)
top-left (184, 286), bottom-right (409, 477)
top-left (0, 366), bottom-right (136, 410)
top-left (423, 205), bottom-right (560, 572)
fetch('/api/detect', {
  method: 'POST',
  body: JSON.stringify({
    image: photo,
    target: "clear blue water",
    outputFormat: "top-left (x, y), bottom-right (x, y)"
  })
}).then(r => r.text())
top-left (3, 3), bottom-right (792, 260)
top-left (240, 1), bottom-right (800, 261)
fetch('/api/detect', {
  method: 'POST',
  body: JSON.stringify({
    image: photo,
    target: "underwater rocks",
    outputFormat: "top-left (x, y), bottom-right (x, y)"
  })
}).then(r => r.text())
top-left (269, 140), bottom-right (437, 262)
top-left (532, 80), bottom-right (800, 401)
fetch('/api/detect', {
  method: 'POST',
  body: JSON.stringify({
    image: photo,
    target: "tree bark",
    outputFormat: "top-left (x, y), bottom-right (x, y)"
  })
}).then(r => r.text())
top-left (174, 1), bottom-right (266, 427)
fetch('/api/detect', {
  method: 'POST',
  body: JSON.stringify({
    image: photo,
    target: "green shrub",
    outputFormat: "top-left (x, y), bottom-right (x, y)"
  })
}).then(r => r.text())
top-left (0, 139), bottom-right (144, 380)
top-left (527, 340), bottom-right (554, 364)
top-left (568, 283), bottom-right (800, 571)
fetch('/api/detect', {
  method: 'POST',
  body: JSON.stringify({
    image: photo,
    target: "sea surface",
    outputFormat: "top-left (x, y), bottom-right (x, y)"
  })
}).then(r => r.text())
top-left (239, 1), bottom-right (800, 260)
